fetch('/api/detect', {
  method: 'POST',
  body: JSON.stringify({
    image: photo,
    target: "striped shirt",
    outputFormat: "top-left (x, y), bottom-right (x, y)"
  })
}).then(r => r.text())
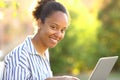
top-left (3, 36), bottom-right (53, 80)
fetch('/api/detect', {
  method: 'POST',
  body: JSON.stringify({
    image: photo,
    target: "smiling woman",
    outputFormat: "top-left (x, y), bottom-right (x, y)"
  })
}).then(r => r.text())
top-left (2, 0), bottom-right (79, 80)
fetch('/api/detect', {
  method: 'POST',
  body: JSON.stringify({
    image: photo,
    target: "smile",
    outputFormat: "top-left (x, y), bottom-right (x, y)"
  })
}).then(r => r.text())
top-left (50, 38), bottom-right (58, 44)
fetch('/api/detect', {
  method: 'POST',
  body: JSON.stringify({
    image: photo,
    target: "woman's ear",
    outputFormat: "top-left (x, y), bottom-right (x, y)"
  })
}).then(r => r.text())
top-left (37, 19), bottom-right (42, 29)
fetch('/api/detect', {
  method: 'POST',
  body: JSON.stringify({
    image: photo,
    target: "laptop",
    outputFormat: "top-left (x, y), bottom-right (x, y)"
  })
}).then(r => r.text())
top-left (88, 56), bottom-right (118, 80)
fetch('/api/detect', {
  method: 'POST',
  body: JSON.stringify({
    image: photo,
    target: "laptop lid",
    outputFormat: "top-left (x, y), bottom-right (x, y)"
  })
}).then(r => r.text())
top-left (88, 56), bottom-right (118, 80)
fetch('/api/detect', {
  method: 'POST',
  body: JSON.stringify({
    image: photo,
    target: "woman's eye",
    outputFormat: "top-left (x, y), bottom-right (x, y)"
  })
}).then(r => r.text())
top-left (50, 25), bottom-right (57, 30)
top-left (61, 29), bottom-right (66, 33)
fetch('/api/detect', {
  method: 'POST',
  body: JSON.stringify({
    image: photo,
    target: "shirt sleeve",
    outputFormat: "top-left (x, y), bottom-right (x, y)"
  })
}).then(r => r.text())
top-left (2, 49), bottom-right (31, 80)
top-left (3, 62), bottom-right (31, 80)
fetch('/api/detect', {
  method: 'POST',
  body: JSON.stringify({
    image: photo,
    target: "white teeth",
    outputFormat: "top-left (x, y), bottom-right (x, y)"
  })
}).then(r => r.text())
top-left (51, 38), bottom-right (57, 43)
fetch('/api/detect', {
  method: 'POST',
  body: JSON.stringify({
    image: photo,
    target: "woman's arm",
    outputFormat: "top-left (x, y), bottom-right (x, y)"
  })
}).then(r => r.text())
top-left (46, 76), bottom-right (80, 80)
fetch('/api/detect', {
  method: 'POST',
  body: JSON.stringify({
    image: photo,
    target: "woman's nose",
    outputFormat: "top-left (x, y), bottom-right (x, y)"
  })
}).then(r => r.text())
top-left (55, 31), bottom-right (63, 38)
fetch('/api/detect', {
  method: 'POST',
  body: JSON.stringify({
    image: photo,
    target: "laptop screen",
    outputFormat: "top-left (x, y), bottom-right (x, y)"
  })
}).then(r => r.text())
top-left (89, 56), bottom-right (118, 80)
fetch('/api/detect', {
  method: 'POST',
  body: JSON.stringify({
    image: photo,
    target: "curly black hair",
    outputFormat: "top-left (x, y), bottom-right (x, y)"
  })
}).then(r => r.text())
top-left (32, 0), bottom-right (68, 23)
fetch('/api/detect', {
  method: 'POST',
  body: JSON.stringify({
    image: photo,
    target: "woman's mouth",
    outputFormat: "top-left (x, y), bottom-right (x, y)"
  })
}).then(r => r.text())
top-left (50, 38), bottom-right (58, 44)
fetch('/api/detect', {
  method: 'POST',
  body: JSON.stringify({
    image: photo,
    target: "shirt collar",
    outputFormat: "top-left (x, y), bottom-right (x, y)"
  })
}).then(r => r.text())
top-left (24, 35), bottom-right (37, 55)
top-left (24, 36), bottom-right (49, 59)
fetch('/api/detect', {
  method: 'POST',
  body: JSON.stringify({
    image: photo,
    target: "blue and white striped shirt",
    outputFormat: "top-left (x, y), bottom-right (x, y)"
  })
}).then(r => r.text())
top-left (3, 36), bottom-right (53, 80)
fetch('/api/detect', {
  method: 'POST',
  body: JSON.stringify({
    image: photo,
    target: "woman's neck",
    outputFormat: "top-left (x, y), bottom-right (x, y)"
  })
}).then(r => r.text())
top-left (31, 35), bottom-right (47, 57)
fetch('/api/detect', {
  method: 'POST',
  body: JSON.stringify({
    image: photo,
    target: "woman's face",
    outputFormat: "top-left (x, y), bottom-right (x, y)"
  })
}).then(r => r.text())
top-left (37, 11), bottom-right (69, 48)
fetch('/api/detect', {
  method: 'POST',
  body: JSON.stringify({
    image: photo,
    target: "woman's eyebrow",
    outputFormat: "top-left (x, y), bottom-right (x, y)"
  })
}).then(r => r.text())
top-left (50, 22), bottom-right (68, 29)
top-left (51, 23), bottom-right (59, 26)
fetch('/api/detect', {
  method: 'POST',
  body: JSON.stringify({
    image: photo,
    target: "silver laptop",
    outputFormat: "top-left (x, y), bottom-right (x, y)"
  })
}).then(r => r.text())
top-left (88, 56), bottom-right (118, 80)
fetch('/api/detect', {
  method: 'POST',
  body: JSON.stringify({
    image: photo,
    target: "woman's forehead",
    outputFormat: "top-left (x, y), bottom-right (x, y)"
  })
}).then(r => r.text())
top-left (45, 11), bottom-right (68, 25)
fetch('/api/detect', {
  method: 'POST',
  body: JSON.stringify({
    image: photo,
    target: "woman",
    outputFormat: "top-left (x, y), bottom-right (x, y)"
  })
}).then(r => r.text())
top-left (3, 0), bottom-right (80, 80)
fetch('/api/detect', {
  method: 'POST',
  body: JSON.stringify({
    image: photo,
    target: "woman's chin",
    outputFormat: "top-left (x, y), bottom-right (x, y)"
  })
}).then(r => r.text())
top-left (49, 44), bottom-right (57, 48)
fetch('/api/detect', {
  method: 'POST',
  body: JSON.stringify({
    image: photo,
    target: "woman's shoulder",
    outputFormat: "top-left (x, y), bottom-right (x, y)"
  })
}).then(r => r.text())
top-left (4, 38), bottom-right (30, 63)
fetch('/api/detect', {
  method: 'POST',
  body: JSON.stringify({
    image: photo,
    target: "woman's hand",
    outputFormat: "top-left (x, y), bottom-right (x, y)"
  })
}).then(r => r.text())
top-left (46, 76), bottom-right (80, 80)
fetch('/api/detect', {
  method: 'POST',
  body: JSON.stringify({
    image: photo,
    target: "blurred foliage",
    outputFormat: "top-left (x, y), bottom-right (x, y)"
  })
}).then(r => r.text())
top-left (0, 0), bottom-right (19, 11)
top-left (97, 0), bottom-right (120, 71)
top-left (0, 0), bottom-right (33, 57)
